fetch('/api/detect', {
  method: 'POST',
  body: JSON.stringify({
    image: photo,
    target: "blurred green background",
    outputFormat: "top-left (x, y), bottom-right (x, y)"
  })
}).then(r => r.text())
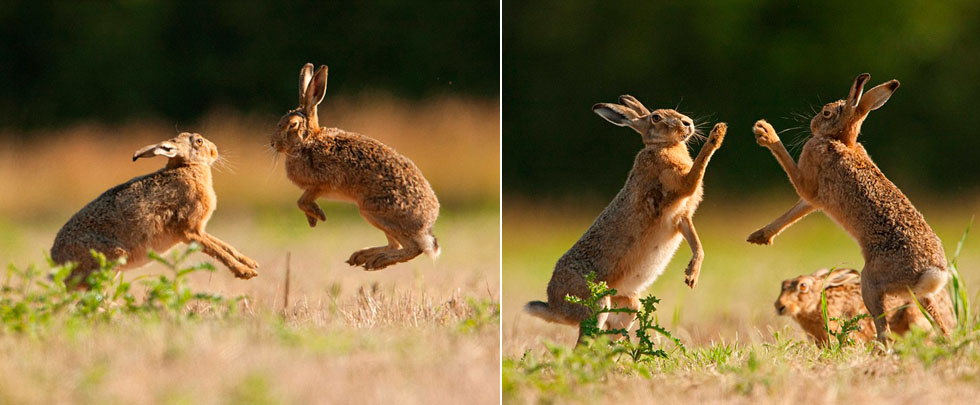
top-left (0, 1), bottom-right (498, 129)
top-left (504, 0), bottom-right (980, 197)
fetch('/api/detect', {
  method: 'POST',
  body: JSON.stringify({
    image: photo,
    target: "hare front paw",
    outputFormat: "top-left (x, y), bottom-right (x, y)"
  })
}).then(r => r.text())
top-left (708, 122), bottom-right (727, 147)
top-left (746, 228), bottom-right (773, 245)
top-left (240, 256), bottom-right (260, 269)
top-left (302, 205), bottom-right (326, 227)
top-left (753, 120), bottom-right (780, 147)
top-left (231, 265), bottom-right (258, 280)
top-left (684, 260), bottom-right (701, 288)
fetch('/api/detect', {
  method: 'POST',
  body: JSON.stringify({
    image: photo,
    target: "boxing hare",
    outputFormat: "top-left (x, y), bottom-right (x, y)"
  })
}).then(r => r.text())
top-left (51, 132), bottom-right (259, 285)
top-left (271, 63), bottom-right (440, 270)
top-left (750, 73), bottom-right (955, 342)
top-left (526, 95), bottom-right (725, 342)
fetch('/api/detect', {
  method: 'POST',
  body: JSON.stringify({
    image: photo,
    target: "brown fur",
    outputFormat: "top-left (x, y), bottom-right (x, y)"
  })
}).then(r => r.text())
top-left (524, 95), bottom-right (726, 342)
top-left (272, 63), bottom-right (439, 271)
top-left (775, 268), bottom-right (944, 346)
top-left (750, 73), bottom-right (955, 342)
top-left (51, 133), bottom-right (259, 285)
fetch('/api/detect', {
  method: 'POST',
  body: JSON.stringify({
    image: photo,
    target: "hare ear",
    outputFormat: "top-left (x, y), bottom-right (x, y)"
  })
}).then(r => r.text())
top-left (847, 73), bottom-right (871, 108)
top-left (299, 63), bottom-right (314, 106)
top-left (593, 103), bottom-right (642, 128)
top-left (857, 80), bottom-right (899, 115)
top-left (618, 95), bottom-right (650, 116)
top-left (811, 268), bottom-right (832, 279)
top-left (133, 141), bottom-right (177, 161)
top-left (826, 268), bottom-right (860, 288)
top-left (304, 65), bottom-right (328, 112)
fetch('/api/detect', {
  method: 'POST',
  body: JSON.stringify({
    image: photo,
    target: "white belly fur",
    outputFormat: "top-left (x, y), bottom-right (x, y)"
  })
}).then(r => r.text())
top-left (610, 200), bottom-right (689, 297)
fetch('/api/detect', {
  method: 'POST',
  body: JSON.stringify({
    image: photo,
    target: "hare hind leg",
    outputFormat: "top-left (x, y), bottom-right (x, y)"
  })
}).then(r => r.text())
top-left (346, 233), bottom-right (401, 268)
top-left (348, 210), bottom-right (424, 271)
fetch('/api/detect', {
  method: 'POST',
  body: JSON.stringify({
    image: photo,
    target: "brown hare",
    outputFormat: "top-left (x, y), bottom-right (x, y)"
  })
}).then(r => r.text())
top-left (51, 132), bottom-right (259, 285)
top-left (271, 63), bottom-right (440, 271)
top-left (775, 268), bottom-right (940, 346)
top-left (750, 73), bottom-right (955, 342)
top-left (525, 95), bottom-right (726, 342)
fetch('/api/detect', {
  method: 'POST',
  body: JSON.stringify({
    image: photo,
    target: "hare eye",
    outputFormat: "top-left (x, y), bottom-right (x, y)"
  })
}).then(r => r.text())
top-left (195, 138), bottom-right (203, 145)
top-left (822, 110), bottom-right (831, 118)
top-left (651, 114), bottom-right (662, 122)
top-left (799, 282), bottom-right (809, 292)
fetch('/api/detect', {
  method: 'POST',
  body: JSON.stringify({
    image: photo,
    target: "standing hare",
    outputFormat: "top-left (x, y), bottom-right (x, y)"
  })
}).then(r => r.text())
top-left (525, 95), bottom-right (726, 342)
top-left (272, 63), bottom-right (440, 270)
top-left (775, 267), bottom-right (939, 346)
top-left (51, 132), bottom-right (259, 285)
top-left (750, 73), bottom-right (955, 342)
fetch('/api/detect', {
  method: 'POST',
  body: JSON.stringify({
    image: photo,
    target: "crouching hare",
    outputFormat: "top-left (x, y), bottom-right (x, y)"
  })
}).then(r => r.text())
top-left (51, 132), bottom-right (259, 285)
top-left (775, 268), bottom-right (942, 346)
top-left (750, 73), bottom-right (955, 342)
top-left (525, 95), bottom-right (725, 342)
top-left (272, 63), bottom-right (440, 271)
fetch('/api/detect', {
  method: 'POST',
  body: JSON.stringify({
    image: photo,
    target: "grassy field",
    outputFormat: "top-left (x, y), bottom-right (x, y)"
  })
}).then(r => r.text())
top-left (0, 96), bottom-right (500, 404)
top-left (503, 195), bottom-right (980, 404)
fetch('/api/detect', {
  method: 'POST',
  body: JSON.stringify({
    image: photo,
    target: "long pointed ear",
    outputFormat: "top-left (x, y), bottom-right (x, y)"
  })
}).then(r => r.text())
top-left (857, 80), bottom-right (899, 115)
top-left (132, 142), bottom-right (177, 161)
top-left (847, 73), bottom-right (871, 109)
top-left (810, 268), bottom-right (832, 279)
top-left (299, 63), bottom-right (314, 106)
top-left (825, 268), bottom-right (860, 288)
top-left (593, 103), bottom-right (641, 128)
top-left (304, 65), bottom-right (328, 112)
top-left (618, 95), bottom-right (650, 116)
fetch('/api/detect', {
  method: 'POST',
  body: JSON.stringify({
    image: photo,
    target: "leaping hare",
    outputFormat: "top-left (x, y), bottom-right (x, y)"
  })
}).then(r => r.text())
top-left (750, 73), bottom-right (955, 342)
top-left (775, 268), bottom-right (938, 346)
top-left (51, 132), bottom-right (259, 285)
top-left (271, 63), bottom-right (440, 271)
top-left (525, 95), bottom-right (726, 342)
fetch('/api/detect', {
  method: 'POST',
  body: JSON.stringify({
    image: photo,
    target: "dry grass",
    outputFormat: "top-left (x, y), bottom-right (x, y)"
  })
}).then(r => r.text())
top-left (0, 95), bottom-right (500, 404)
top-left (503, 196), bottom-right (980, 404)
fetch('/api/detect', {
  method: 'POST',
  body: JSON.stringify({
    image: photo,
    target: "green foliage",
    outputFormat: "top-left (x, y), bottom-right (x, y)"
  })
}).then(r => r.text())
top-left (817, 273), bottom-right (871, 351)
top-left (503, 272), bottom-right (684, 400)
top-left (565, 272), bottom-right (684, 360)
top-left (457, 298), bottom-right (501, 333)
top-left (947, 215), bottom-right (973, 327)
top-left (0, 244), bottom-right (239, 334)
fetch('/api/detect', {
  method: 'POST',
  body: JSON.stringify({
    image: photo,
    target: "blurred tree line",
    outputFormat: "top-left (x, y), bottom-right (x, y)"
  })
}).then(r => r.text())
top-left (0, 1), bottom-right (498, 129)
top-left (504, 0), bottom-right (980, 196)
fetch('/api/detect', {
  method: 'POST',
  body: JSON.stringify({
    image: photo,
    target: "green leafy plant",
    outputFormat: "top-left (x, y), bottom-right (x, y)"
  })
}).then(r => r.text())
top-left (816, 269), bottom-right (870, 351)
top-left (0, 244), bottom-right (238, 334)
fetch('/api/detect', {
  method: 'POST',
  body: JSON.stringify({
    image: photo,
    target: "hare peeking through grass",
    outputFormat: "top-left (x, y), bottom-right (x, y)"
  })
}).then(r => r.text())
top-left (775, 267), bottom-right (942, 346)
top-left (525, 95), bottom-right (726, 343)
top-left (271, 63), bottom-right (440, 271)
top-left (749, 73), bottom-right (955, 342)
top-left (51, 132), bottom-right (259, 286)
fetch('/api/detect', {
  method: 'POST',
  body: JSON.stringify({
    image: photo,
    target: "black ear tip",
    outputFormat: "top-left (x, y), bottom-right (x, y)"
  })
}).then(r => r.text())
top-left (592, 103), bottom-right (604, 111)
top-left (858, 73), bottom-right (871, 80)
top-left (132, 156), bottom-right (138, 162)
top-left (889, 80), bottom-right (900, 90)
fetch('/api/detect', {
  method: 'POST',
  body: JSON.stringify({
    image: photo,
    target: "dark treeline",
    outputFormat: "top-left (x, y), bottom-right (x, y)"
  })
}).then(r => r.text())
top-left (504, 0), bottom-right (980, 196)
top-left (0, 1), bottom-right (498, 129)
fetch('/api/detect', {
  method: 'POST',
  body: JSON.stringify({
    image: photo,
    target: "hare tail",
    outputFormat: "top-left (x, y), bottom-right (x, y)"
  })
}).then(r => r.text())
top-left (524, 300), bottom-right (578, 325)
top-left (423, 234), bottom-right (441, 260)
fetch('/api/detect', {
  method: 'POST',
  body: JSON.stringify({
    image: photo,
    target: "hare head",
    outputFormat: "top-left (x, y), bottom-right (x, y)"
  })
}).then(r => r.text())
top-left (272, 63), bottom-right (328, 153)
top-left (593, 95), bottom-right (695, 146)
top-left (775, 268), bottom-right (860, 316)
top-left (810, 73), bottom-right (900, 146)
top-left (133, 132), bottom-right (218, 167)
